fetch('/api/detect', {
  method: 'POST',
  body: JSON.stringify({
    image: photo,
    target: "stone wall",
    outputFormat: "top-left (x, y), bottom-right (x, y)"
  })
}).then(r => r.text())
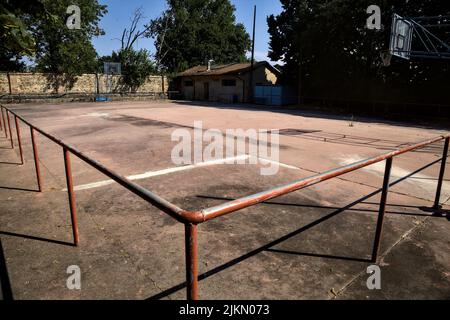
top-left (0, 73), bottom-right (9, 94)
top-left (0, 72), bottom-right (167, 95)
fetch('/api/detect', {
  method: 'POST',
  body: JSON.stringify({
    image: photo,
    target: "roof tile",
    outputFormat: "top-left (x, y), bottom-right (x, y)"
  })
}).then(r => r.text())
top-left (178, 61), bottom-right (268, 77)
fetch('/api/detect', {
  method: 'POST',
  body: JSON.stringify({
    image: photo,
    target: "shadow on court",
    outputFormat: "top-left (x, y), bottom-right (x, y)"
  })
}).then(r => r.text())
top-left (146, 159), bottom-right (443, 300)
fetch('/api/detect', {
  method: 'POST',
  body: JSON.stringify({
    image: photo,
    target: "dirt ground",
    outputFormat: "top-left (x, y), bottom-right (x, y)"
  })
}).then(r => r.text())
top-left (0, 100), bottom-right (449, 300)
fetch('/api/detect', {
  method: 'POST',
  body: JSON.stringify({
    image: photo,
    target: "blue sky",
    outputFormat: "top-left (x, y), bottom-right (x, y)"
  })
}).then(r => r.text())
top-left (92, 0), bottom-right (283, 64)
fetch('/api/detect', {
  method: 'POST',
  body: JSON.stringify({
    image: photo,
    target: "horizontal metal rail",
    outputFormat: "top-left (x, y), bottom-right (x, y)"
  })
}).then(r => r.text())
top-left (199, 135), bottom-right (448, 221)
top-left (2, 106), bottom-right (188, 223)
top-left (1, 104), bottom-right (449, 301)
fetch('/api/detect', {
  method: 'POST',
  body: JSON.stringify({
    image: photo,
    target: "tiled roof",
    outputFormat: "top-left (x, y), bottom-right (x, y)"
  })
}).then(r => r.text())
top-left (177, 61), bottom-right (273, 77)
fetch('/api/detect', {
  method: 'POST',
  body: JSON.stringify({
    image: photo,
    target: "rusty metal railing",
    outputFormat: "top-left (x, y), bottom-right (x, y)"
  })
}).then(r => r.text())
top-left (0, 105), bottom-right (449, 300)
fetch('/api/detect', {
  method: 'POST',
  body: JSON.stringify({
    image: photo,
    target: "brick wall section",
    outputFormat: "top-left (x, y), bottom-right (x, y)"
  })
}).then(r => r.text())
top-left (0, 72), bottom-right (167, 95)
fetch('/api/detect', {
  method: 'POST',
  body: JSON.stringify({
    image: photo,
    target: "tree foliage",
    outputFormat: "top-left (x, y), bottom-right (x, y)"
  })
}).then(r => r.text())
top-left (147, 0), bottom-right (251, 74)
top-left (268, 0), bottom-right (450, 105)
top-left (99, 8), bottom-right (157, 92)
top-left (32, 0), bottom-right (106, 91)
top-left (31, 0), bottom-right (107, 75)
top-left (0, 0), bottom-right (46, 71)
top-left (100, 49), bottom-right (157, 92)
top-left (1, 0), bottom-right (107, 84)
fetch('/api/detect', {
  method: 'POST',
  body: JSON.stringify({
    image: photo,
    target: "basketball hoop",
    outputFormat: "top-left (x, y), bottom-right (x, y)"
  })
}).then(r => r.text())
top-left (103, 62), bottom-right (121, 96)
top-left (390, 14), bottom-right (413, 60)
top-left (104, 62), bottom-right (121, 75)
top-left (381, 13), bottom-right (450, 64)
top-left (380, 51), bottom-right (392, 67)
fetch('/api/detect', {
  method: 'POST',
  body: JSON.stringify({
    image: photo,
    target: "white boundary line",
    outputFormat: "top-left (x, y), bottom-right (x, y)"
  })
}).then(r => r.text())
top-left (65, 155), bottom-right (250, 191)
top-left (255, 156), bottom-right (301, 170)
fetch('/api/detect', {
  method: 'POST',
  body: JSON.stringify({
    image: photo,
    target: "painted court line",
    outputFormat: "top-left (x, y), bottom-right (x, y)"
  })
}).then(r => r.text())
top-left (64, 155), bottom-right (302, 192)
top-left (66, 152), bottom-right (450, 200)
top-left (65, 155), bottom-right (250, 191)
top-left (255, 156), bottom-right (301, 170)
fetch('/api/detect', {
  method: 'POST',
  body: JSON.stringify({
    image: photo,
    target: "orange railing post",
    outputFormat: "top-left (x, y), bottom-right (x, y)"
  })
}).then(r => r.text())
top-left (63, 148), bottom-right (79, 246)
top-left (6, 110), bottom-right (13, 148)
top-left (14, 115), bottom-right (24, 164)
top-left (30, 127), bottom-right (43, 192)
top-left (0, 106), bottom-right (3, 132)
top-left (185, 223), bottom-right (199, 300)
top-left (371, 157), bottom-right (393, 262)
top-left (1, 107), bottom-right (7, 138)
top-left (433, 137), bottom-right (449, 209)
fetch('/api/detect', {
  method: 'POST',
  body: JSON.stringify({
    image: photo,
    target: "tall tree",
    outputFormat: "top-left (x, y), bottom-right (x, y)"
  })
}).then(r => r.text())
top-left (147, 0), bottom-right (251, 74)
top-left (100, 8), bottom-right (157, 92)
top-left (29, 0), bottom-right (107, 90)
top-left (268, 0), bottom-right (450, 106)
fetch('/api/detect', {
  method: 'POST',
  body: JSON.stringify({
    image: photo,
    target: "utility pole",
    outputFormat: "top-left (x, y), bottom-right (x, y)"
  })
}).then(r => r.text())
top-left (249, 5), bottom-right (256, 103)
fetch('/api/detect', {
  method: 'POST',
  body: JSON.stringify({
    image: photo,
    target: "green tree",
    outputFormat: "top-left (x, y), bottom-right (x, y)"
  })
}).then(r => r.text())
top-left (99, 8), bottom-right (157, 92)
top-left (147, 0), bottom-right (251, 73)
top-left (100, 49), bottom-right (157, 92)
top-left (0, 0), bottom-right (46, 71)
top-left (121, 49), bottom-right (157, 92)
top-left (29, 0), bottom-right (107, 91)
top-left (268, 0), bottom-right (450, 106)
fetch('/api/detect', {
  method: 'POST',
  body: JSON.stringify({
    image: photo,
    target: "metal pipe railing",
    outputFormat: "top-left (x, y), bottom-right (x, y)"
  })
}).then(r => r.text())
top-left (1, 107), bottom-right (8, 138)
top-left (199, 135), bottom-right (447, 221)
top-left (14, 115), bottom-right (24, 164)
top-left (30, 127), bottom-right (42, 192)
top-left (1, 104), bottom-right (449, 300)
top-left (371, 157), bottom-right (392, 261)
top-left (2, 106), bottom-right (188, 223)
top-left (434, 138), bottom-right (450, 209)
top-left (6, 109), bottom-right (13, 148)
top-left (63, 148), bottom-right (79, 246)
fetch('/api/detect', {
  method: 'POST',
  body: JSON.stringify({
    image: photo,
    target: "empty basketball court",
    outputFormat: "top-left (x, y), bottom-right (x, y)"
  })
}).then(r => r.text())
top-left (0, 100), bottom-right (449, 299)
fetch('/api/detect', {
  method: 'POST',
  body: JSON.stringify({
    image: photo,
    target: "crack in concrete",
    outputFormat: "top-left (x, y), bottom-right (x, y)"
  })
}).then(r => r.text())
top-left (38, 159), bottom-right (66, 189)
top-left (443, 195), bottom-right (450, 205)
top-left (332, 215), bottom-right (430, 299)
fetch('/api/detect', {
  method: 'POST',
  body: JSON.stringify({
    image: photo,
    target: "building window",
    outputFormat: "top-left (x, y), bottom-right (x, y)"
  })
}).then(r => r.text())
top-left (222, 79), bottom-right (236, 87)
top-left (184, 80), bottom-right (194, 87)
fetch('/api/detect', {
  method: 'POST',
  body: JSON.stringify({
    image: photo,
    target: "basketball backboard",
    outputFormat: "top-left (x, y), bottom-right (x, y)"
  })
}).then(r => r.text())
top-left (389, 14), bottom-right (413, 60)
top-left (104, 62), bottom-right (121, 75)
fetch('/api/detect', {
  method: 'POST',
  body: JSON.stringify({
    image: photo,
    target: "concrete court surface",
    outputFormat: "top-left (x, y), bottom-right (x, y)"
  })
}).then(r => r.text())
top-left (0, 100), bottom-right (449, 300)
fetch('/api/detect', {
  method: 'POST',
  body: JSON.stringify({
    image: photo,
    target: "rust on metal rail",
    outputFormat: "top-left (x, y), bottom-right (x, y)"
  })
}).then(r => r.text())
top-left (5, 106), bottom-right (189, 223)
top-left (1, 107), bottom-right (7, 138)
top-left (14, 115), bottom-right (24, 164)
top-left (371, 157), bottom-right (392, 262)
top-left (199, 135), bottom-right (448, 221)
top-left (185, 223), bottom-right (199, 300)
top-left (30, 127), bottom-right (42, 192)
top-left (1, 104), bottom-right (449, 301)
top-left (63, 148), bottom-right (79, 246)
top-left (434, 137), bottom-right (449, 209)
top-left (6, 109), bottom-right (13, 148)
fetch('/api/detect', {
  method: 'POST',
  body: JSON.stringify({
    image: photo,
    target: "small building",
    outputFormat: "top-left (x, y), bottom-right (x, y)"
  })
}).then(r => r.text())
top-left (176, 61), bottom-right (280, 103)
